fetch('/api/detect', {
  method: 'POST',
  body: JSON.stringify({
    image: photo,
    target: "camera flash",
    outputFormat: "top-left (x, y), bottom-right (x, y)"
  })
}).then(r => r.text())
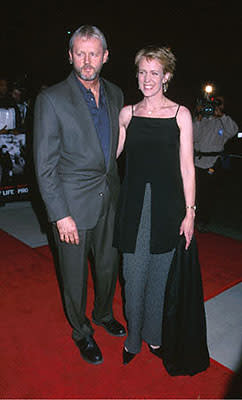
top-left (204, 85), bottom-right (213, 94)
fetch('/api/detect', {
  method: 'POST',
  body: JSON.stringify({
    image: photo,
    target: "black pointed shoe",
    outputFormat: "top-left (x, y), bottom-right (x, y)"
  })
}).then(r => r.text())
top-left (75, 336), bottom-right (103, 365)
top-left (93, 318), bottom-right (126, 337)
top-left (123, 347), bottom-right (136, 365)
top-left (148, 344), bottom-right (163, 360)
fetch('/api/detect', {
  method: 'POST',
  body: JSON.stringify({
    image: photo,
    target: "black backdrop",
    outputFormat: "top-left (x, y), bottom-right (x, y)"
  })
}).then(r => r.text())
top-left (1, 2), bottom-right (242, 127)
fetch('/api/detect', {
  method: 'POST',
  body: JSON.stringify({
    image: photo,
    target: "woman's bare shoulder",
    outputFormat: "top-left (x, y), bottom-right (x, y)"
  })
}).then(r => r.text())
top-left (120, 105), bottom-right (133, 127)
top-left (178, 105), bottom-right (192, 118)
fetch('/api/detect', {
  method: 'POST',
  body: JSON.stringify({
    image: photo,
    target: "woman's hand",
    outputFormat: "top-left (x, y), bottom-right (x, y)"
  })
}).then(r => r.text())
top-left (179, 210), bottom-right (195, 250)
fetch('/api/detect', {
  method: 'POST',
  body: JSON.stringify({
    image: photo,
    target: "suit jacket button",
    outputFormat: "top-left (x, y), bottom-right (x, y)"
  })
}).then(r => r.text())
top-left (99, 192), bottom-right (104, 197)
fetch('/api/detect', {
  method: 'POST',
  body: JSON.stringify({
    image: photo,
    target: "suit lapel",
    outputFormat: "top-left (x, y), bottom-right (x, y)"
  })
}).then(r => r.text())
top-left (101, 79), bottom-right (118, 170)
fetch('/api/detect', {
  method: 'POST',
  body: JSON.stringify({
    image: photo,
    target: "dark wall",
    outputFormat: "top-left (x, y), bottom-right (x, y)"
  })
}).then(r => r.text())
top-left (1, 2), bottom-right (241, 126)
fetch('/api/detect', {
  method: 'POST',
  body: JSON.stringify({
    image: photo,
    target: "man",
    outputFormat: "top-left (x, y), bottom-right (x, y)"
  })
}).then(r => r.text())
top-left (0, 77), bottom-right (21, 129)
top-left (33, 25), bottom-right (125, 365)
top-left (193, 96), bottom-right (238, 232)
top-left (10, 83), bottom-right (29, 128)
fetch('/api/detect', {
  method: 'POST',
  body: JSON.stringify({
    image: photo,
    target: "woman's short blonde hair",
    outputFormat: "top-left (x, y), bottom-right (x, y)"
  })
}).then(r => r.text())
top-left (135, 45), bottom-right (176, 82)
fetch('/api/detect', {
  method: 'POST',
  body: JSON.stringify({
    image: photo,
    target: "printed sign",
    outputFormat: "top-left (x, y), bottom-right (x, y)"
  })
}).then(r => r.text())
top-left (0, 131), bottom-right (30, 201)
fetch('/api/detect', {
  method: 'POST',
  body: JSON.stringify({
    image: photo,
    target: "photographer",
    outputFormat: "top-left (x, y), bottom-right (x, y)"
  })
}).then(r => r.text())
top-left (193, 96), bottom-right (238, 232)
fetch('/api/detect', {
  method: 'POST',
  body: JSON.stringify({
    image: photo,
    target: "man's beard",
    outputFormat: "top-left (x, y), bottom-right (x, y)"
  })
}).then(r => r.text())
top-left (75, 64), bottom-right (102, 81)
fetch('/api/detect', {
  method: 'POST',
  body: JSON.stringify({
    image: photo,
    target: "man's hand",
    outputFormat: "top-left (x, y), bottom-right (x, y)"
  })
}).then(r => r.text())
top-left (56, 216), bottom-right (79, 245)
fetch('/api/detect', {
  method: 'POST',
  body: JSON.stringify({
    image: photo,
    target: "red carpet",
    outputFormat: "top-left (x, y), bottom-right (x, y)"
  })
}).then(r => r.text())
top-left (0, 229), bottom-right (242, 398)
top-left (195, 231), bottom-right (242, 300)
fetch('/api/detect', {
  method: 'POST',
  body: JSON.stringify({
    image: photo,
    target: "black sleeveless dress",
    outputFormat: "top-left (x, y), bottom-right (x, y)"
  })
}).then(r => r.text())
top-left (113, 109), bottom-right (210, 376)
top-left (113, 110), bottom-right (186, 254)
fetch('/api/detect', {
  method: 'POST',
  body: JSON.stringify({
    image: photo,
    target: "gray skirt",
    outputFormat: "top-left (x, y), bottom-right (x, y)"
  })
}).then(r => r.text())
top-left (123, 183), bottom-right (175, 353)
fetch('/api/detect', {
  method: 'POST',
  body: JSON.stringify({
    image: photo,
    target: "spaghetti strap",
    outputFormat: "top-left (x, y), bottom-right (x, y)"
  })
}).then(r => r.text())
top-left (175, 105), bottom-right (180, 118)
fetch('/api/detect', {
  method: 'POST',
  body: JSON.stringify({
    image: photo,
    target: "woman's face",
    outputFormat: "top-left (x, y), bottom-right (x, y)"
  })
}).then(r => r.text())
top-left (137, 56), bottom-right (168, 97)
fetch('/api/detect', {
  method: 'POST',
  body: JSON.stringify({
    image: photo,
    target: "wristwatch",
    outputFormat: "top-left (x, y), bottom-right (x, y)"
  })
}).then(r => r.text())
top-left (186, 205), bottom-right (197, 211)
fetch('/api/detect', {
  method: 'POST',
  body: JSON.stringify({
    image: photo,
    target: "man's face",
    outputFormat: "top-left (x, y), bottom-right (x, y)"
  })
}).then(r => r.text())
top-left (0, 79), bottom-right (8, 97)
top-left (12, 89), bottom-right (22, 102)
top-left (69, 36), bottom-right (108, 82)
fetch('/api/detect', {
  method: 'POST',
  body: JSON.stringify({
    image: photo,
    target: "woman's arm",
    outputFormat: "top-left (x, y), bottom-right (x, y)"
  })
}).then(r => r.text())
top-left (177, 106), bottom-right (196, 249)
top-left (116, 105), bottom-right (132, 158)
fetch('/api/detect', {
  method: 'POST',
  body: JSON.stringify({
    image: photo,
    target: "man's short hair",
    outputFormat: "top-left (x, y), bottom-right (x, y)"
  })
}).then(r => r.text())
top-left (69, 25), bottom-right (108, 53)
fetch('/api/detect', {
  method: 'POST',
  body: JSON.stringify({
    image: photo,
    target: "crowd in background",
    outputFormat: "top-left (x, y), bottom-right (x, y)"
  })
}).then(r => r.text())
top-left (0, 76), bottom-right (44, 204)
top-left (0, 76), bottom-right (40, 133)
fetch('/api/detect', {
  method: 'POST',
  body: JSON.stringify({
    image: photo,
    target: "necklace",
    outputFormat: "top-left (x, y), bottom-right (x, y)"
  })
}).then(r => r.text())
top-left (146, 102), bottom-right (167, 115)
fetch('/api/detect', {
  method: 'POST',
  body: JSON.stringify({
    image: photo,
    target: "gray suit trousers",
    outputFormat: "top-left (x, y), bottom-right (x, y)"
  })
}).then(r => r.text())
top-left (52, 201), bottom-right (119, 342)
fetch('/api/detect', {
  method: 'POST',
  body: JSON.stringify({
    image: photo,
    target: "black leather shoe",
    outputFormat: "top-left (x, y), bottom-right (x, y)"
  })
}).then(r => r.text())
top-left (123, 347), bottom-right (136, 365)
top-left (75, 336), bottom-right (103, 365)
top-left (148, 344), bottom-right (163, 359)
top-left (93, 318), bottom-right (126, 337)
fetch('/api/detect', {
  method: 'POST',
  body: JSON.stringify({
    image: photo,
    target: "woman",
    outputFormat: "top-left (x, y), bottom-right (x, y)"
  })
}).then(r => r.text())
top-left (113, 46), bottom-right (197, 366)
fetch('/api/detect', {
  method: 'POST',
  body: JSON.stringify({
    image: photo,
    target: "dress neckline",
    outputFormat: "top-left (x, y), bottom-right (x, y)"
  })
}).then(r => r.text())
top-left (131, 104), bottom-right (180, 120)
top-left (132, 115), bottom-right (176, 120)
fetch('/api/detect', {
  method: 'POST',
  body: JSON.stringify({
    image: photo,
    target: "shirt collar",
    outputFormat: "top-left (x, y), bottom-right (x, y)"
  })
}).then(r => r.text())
top-left (76, 76), bottom-right (105, 103)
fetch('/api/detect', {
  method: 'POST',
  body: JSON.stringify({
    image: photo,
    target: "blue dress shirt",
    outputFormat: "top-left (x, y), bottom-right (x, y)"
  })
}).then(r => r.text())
top-left (78, 79), bottom-right (111, 167)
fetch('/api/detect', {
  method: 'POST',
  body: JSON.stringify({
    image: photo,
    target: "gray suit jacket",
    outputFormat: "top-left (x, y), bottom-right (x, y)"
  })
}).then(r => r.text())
top-left (33, 71), bottom-right (124, 229)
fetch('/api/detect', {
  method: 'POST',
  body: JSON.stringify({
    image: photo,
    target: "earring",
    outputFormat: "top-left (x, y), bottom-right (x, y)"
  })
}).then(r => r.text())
top-left (162, 81), bottom-right (168, 93)
top-left (69, 59), bottom-right (73, 64)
